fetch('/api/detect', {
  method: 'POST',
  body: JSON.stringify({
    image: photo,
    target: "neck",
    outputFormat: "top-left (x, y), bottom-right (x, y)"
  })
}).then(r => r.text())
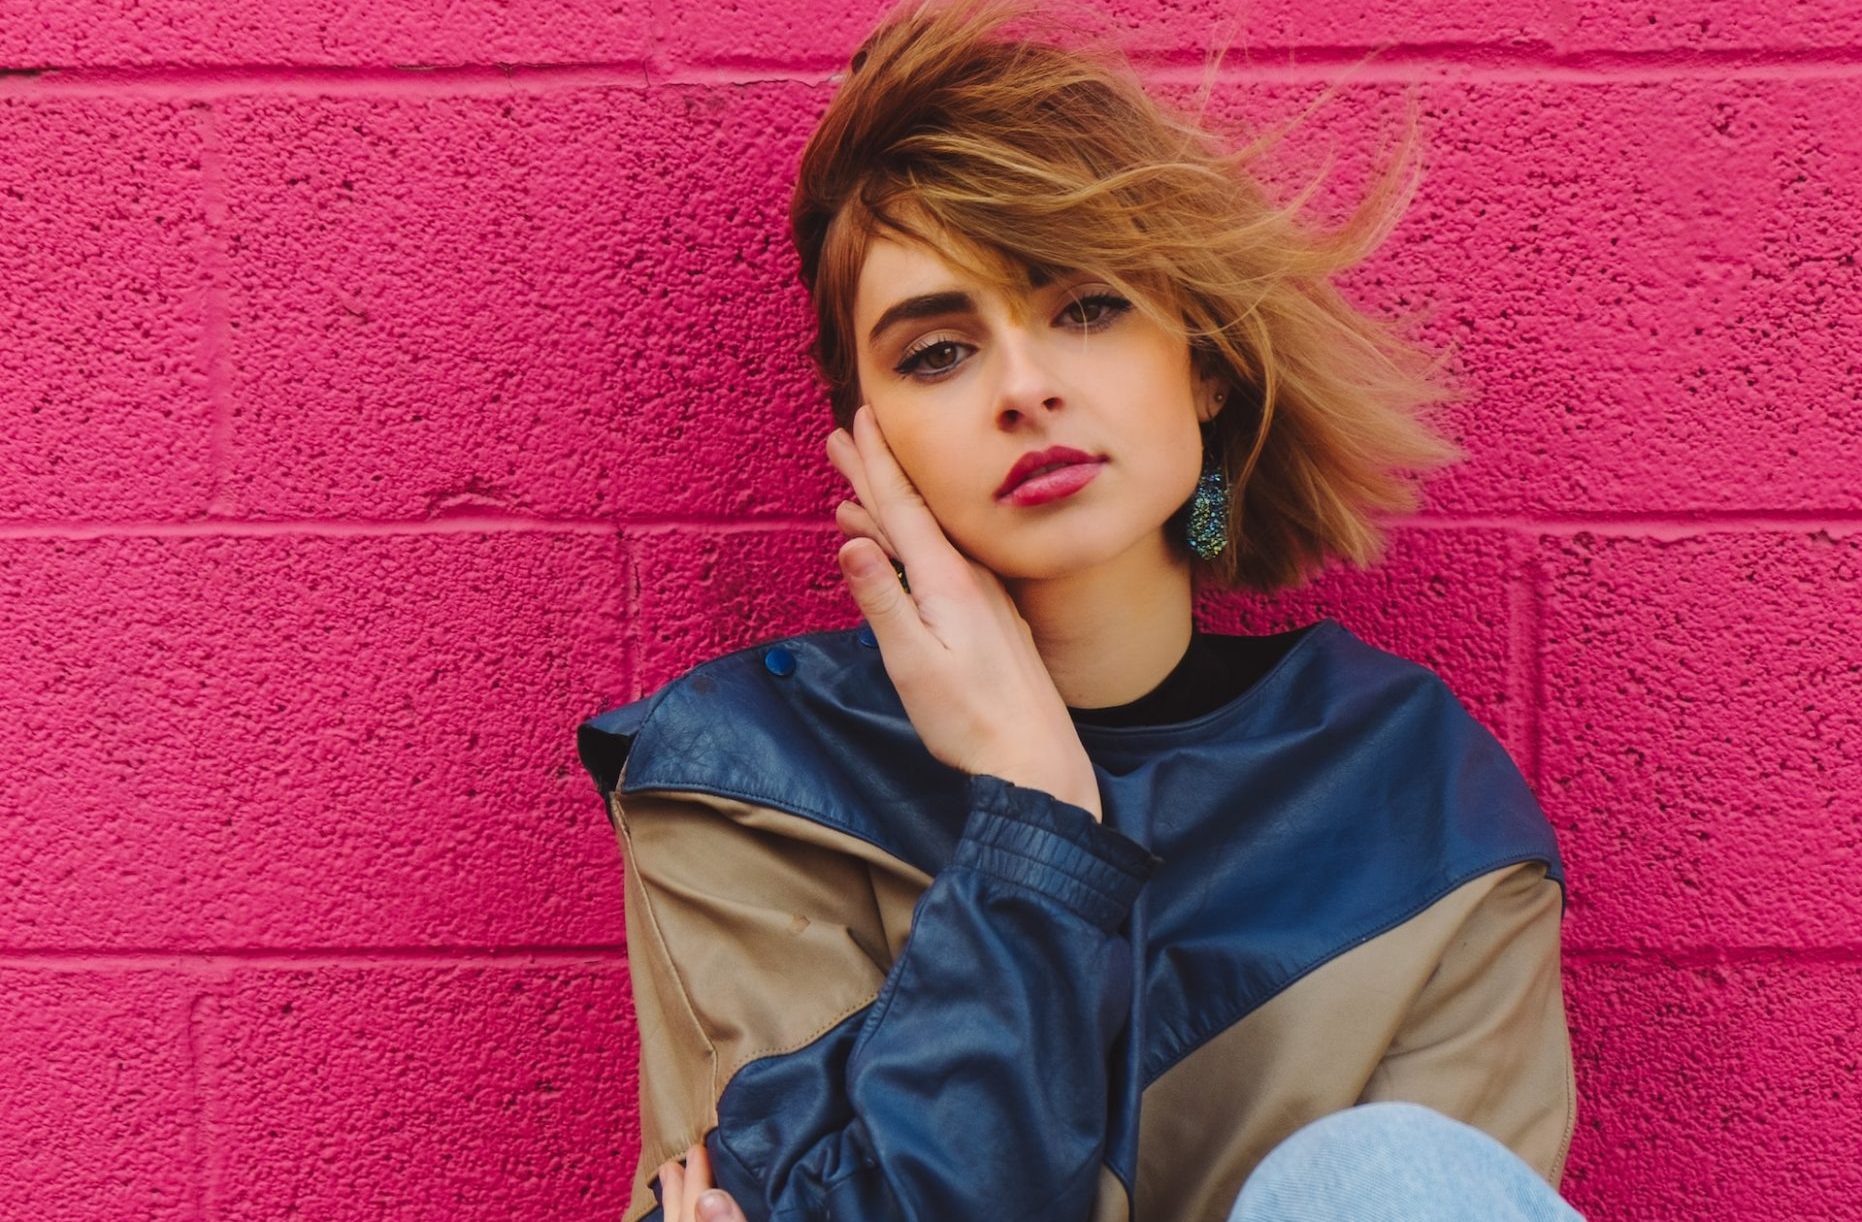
top-left (1003, 529), bottom-right (1195, 711)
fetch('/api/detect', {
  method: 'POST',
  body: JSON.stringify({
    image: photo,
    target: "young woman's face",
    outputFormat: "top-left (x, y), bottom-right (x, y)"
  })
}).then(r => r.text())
top-left (850, 227), bottom-right (1215, 582)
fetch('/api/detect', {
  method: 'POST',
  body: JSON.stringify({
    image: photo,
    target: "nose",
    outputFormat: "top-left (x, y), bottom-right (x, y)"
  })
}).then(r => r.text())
top-left (991, 328), bottom-right (1065, 429)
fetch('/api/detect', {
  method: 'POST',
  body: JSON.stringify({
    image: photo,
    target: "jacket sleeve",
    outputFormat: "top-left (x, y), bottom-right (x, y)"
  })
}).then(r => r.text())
top-left (609, 770), bottom-right (1159, 1222)
top-left (1356, 859), bottom-right (1577, 1188)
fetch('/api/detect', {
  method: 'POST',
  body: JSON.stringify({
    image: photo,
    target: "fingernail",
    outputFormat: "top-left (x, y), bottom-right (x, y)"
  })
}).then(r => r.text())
top-left (697, 1190), bottom-right (733, 1221)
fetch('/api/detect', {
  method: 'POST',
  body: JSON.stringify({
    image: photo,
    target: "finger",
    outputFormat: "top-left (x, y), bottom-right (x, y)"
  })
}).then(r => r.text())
top-left (834, 499), bottom-right (900, 562)
top-left (849, 404), bottom-right (961, 581)
top-left (695, 1189), bottom-right (749, 1222)
top-left (684, 1143), bottom-right (713, 1222)
top-left (827, 426), bottom-right (900, 559)
top-left (837, 537), bottom-right (930, 651)
top-left (658, 1158), bottom-right (684, 1220)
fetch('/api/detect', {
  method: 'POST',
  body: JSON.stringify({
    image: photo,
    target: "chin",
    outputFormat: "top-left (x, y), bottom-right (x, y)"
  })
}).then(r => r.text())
top-left (965, 531), bottom-right (1143, 583)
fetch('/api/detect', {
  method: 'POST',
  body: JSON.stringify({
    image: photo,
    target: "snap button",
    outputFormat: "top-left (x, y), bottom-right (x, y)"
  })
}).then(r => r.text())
top-left (764, 645), bottom-right (797, 677)
top-left (856, 624), bottom-right (878, 648)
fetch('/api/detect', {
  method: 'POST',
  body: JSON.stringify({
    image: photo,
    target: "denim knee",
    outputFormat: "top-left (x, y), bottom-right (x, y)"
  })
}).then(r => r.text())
top-left (1226, 1102), bottom-right (1583, 1222)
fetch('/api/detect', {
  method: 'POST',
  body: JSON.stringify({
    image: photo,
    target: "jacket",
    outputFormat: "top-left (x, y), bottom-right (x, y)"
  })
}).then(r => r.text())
top-left (575, 616), bottom-right (1575, 1220)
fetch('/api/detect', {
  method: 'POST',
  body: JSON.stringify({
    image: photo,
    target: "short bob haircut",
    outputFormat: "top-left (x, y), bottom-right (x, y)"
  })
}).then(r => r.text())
top-left (788, 0), bottom-right (1468, 594)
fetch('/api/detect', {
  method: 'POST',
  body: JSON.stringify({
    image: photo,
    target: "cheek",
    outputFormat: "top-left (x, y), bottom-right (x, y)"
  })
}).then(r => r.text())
top-left (890, 442), bottom-right (1005, 551)
top-left (871, 426), bottom-right (953, 502)
top-left (910, 452), bottom-right (979, 525)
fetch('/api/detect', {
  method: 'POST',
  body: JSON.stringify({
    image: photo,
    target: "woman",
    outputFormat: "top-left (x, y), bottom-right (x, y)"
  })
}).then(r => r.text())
top-left (576, 0), bottom-right (1586, 1217)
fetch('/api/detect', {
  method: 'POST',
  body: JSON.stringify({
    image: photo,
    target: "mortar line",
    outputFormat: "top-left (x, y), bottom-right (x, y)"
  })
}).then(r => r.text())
top-left (1566, 944), bottom-right (1862, 965)
top-left (669, 44), bottom-right (1862, 85)
top-left (0, 511), bottom-right (1856, 541)
top-left (1522, 532), bottom-right (1547, 797)
top-left (183, 991), bottom-right (211, 1220)
top-left (190, 100), bottom-right (236, 516)
top-left (1503, 531), bottom-right (1533, 786)
top-left (623, 528), bottom-right (643, 703)
top-left (0, 516), bottom-right (620, 539)
top-left (10, 47), bottom-right (1862, 99)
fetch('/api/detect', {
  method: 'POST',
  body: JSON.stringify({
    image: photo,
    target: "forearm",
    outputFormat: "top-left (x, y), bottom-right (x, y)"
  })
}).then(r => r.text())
top-left (690, 774), bottom-right (1157, 1219)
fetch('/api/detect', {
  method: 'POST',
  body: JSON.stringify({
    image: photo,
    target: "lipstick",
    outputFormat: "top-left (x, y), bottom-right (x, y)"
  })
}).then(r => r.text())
top-left (998, 459), bottom-right (1105, 506)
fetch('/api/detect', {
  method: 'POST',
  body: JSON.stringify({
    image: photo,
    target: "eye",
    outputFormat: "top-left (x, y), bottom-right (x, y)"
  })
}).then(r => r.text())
top-left (894, 335), bottom-right (972, 381)
top-left (889, 291), bottom-right (1133, 384)
top-left (1060, 291), bottom-right (1133, 329)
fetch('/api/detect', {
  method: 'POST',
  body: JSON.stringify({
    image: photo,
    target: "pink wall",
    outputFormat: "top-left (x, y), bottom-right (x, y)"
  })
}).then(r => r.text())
top-left (1, 0), bottom-right (1856, 1216)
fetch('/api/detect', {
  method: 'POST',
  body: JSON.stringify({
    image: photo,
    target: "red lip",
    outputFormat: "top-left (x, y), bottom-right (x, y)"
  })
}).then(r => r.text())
top-left (996, 445), bottom-right (1105, 499)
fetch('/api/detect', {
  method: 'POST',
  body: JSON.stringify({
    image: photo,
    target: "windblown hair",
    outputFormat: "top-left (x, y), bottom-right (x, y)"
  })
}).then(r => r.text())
top-left (787, 0), bottom-right (1468, 594)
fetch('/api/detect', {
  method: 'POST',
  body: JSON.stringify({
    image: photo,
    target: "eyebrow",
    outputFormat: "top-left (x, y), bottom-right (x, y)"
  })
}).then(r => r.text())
top-left (864, 268), bottom-right (1061, 350)
top-left (866, 290), bottom-right (976, 349)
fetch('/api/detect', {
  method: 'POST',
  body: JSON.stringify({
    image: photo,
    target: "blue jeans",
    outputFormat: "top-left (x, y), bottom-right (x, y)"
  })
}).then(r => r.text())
top-left (1227, 1102), bottom-right (1586, 1221)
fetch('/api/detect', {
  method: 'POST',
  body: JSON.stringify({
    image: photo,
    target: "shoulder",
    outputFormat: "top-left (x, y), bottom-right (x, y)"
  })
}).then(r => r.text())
top-left (575, 623), bottom-right (968, 872)
top-left (1199, 618), bottom-right (1533, 791)
top-left (1300, 620), bottom-right (1566, 900)
top-left (1166, 619), bottom-right (1564, 903)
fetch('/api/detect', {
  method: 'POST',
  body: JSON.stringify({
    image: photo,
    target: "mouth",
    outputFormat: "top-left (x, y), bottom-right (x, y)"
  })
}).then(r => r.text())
top-left (996, 458), bottom-right (1107, 507)
top-left (997, 445), bottom-right (1107, 499)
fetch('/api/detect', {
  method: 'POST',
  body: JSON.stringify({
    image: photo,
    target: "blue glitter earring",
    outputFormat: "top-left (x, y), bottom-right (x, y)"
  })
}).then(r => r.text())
top-left (1186, 397), bottom-right (1230, 560)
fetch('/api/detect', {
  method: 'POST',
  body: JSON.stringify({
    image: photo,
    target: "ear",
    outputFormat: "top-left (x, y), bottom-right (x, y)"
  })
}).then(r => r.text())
top-left (1195, 373), bottom-right (1230, 425)
top-left (1188, 341), bottom-right (1230, 425)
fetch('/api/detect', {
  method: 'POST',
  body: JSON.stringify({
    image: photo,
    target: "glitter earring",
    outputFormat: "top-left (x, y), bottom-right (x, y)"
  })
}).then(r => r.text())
top-left (1186, 391), bottom-right (1230, 560)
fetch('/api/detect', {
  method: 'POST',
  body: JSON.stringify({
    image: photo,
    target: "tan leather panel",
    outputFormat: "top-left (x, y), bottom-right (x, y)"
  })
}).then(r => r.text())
top-left (1134, 862), bottom-right (1572, 1221)
top-left (1359, 860), bottom-right (1575, 1186)
top-left (614, 798), bottom-right (720, 1222)
top-left (612, 786), bottom-right (913, 1220)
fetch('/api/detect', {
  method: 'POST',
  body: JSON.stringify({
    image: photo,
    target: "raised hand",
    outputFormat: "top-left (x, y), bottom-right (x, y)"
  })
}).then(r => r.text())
top-left (827, 404), bottom-right (1103, 819)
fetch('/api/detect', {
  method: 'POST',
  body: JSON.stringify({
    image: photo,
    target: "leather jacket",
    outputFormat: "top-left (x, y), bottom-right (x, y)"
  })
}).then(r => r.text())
top-left (576, 616), bottom-right (1573, 1220)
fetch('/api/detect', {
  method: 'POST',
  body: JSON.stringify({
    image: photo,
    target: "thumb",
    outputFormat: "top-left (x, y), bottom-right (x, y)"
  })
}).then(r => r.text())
top-left (696, 1190), bottom-right (746, 1222)
top-left (837, 539), bottom-right (915, 623)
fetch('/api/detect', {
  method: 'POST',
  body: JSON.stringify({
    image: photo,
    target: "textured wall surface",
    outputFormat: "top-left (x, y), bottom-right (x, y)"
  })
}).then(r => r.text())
top-left (1, 0), bottom-right (1856, 1217)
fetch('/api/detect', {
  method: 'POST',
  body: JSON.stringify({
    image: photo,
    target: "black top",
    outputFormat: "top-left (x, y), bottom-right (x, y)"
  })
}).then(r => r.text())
top-left (1065, 626), bottom-right (1304, 728)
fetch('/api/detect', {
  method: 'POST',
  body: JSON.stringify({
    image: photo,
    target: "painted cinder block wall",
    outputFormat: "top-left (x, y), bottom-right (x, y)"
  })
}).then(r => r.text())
top-left (1, 0), bottom-right (1856, 1215)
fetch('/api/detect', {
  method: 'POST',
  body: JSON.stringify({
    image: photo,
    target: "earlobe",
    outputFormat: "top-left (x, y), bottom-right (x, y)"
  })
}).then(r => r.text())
top-left (1198, 383), bottom-right (1228, 424)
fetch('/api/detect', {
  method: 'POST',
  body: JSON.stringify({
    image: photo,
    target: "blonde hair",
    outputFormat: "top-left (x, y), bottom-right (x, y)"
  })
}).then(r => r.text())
top-left (787, 0), bottom-right (1468, 594)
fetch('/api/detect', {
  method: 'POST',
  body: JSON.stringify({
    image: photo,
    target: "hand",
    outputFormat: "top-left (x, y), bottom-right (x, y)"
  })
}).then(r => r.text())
top-left (656, 1141), bottom-right (748, 1222)
top-left (826, 404), bottom-right (1102, 819)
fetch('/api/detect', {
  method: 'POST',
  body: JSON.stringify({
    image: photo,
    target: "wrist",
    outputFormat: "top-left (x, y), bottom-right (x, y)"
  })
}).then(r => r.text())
top-left (978, 761), bottom-right (1102, 821)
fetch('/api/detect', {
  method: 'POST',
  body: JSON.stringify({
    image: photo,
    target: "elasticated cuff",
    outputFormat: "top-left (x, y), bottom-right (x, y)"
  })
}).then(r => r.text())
top-left (953, 773), bottom-right (1163, 931)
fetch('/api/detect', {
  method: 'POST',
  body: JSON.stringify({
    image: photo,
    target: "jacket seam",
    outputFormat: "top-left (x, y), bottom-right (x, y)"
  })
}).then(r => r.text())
top-left (850, 916), bottom-right (920, 1068)
top-left (1552, 996), bottom-right (1577, 1187)
top-left (626, 780), bottom-right (918, 875)
top-left (1142, 854), bottom-right (1556, 1088)
top-left (938, 862), bottom-right (1127, 932)
top-left (719, 992), bottom-right (879, 1092)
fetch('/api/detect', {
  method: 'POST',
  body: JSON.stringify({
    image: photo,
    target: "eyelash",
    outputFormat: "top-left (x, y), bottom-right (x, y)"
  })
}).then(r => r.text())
top-left (891, 292), bottom-right (1134, 381)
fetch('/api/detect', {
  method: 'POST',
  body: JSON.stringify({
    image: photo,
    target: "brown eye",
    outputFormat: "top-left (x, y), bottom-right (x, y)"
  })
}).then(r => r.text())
top-left (894, 338), bottom-right (972, 380)
top-left (1061, 293), bottom-right (1132, 328)
top-left (918, 342), bottom-right (960, 370)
